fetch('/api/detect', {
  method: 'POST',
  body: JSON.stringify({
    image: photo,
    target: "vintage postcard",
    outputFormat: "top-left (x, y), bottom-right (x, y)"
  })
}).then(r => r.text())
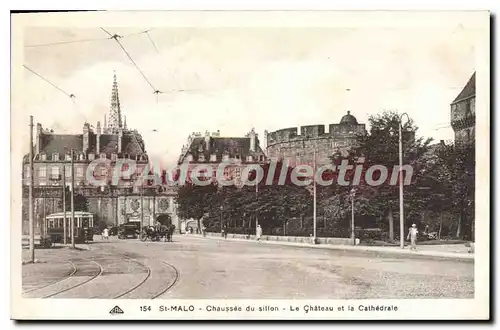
top-left (11, 11), bottom-right (490, 320)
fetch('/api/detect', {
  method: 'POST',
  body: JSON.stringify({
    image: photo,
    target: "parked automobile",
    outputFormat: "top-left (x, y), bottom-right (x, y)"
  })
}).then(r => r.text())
top-left (118, 222), bottom-right (140, 239)
top-left (108, 226), bottom-right (118, 236)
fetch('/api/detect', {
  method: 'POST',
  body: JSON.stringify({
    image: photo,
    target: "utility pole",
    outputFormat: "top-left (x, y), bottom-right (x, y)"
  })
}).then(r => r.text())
top-left (62, 165), bottom-right (67, 244)
top-left (313, 148), bottom-right (317, 243)
top-left (70, 149), bottom-right (75, 248)
top-left (398, 113), bottom-right (410, 249)
top-left (28, 116), bottom-right (35, 263)
top-left (255, 178), bottom-right (259, 230)
top-left (140, 185), bottom-right (144, 232)
top-left (351, 188), bottom-right (356, 245)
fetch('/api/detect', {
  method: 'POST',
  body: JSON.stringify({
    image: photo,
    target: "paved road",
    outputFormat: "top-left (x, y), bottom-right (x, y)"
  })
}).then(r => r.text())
top-left (22, 234), bottom-right (474, 299)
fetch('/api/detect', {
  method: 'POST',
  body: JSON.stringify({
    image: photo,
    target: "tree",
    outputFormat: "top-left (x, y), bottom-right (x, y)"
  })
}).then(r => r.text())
top-left (316, 111), bottom-right (433, 240)
top-left (422, 142), bottom-right (475, 239)
top-left (175, 183), bottom-right (218, 231)
top-left (59, 187), bottom-right (89, 212)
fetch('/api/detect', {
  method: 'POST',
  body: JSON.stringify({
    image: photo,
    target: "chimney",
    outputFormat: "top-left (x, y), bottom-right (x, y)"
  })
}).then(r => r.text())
top-left (118, 128), bottom-right (123, 153)
top-left (96, 121), bottom-right (101, 154)
top-left (249, 128), bottom-right (256, 152)
top-left (36, 123), bottom-right (43, 155)
top-left (204, 130), bottom-right (210, 152)
top-left (83, 122), bottom-right (90, 153)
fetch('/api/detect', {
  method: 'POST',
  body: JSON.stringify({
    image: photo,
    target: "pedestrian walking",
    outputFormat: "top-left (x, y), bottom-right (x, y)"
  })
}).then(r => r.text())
top-left (102, 227), bottom-right (109, 241)
top-left (407, 224), bottom-right (418, 251)
top-left (256, 224), bottom-right (262, 242)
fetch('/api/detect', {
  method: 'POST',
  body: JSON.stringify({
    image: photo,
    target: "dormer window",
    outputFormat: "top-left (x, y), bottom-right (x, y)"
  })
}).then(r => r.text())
top-left (79, 154), bottom-right (85, 161)
top-left (111, 153), bottom-right (117, 161)
top-left (100, 153), bottom-right (106, 159)
top-left (259, 155), bottom-right (264, 162)
top-left (246, 155), bottom-right (253, 162)
top-left (40, 153), bottom-right (47, 161)
top-left (65, 154), bottom-right (71, 161)
top-left (235, 154), bottom-right (240, 160)
top-left (52, 153), bottom-right (59, 161)
top-left (223, 154), bottom-right (229, 161)
top-left (198, 154), bottom-right (205, 162)
top-left (210, 154), bottom-right (217, 162)
top-left (88, 153), bottom-right (95, 161)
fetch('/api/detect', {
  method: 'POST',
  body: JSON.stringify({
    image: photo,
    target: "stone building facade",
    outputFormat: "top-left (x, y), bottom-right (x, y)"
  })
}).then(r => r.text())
top-left (177, 128), bottom-right (267, 186)
top-left (265, 111), bottom-right (367, 167)
top-left (451, 72), bottom-right (475, 144)
top-left (22, 73), bottom-right (179, 234)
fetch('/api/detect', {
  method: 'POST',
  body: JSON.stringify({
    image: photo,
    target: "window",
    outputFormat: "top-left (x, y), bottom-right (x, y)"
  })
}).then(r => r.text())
top-left (223, 154), bottom-right (229, 161)
top-left (76, 167), bottom-right (84, 177)
top-left (246, 155), bottom-right (253, 162)
top-left (235, 167), bottom-right (241, 177)
top-left (100, 153), bottom-right (106, 159)
top-left (235, 154), bottom-right (240, 160)
top-left (111, 153), bottom-right (117, 161)
top-left (88, 153), bottom-right (95, 161)
top-left (79, 154), bottom-right (85, 161)
top-left (466, 129), bottom-right (471, 141)
top-left (259, 155), bottom-right (264, 162)
top-left (466, 99), bottom-right (472, 116)
top-left (65, 165), bottom-right (71, 177)
top-left (65, 154), bottom-right (71, 161)
top-left (100, 166), bottom-right (108, 176)
top-left (124, 153), bottom-right (129, 159)
top-left (187, 154), bottom-right (193, 162)
top-left (40, 153), bottom-right (47, 161)
top-left (210, 154), bottom-right (217, 162)
top-left (198, 154), bottom-right (205, 162)
top-left (51, 166), bottom-right (59, 177)
top-left (52, 153), bottom-right (59, 161)
top-left (39, 167), bottom-right (46, 178)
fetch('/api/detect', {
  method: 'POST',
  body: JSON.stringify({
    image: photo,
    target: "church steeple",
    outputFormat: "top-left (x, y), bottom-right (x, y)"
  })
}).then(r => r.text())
top-left (108, 71), bottom-right (122, 133)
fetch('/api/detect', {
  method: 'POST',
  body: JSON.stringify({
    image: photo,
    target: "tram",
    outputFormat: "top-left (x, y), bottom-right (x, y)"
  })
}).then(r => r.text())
top-left (45, 211), bottom-right (95, 244)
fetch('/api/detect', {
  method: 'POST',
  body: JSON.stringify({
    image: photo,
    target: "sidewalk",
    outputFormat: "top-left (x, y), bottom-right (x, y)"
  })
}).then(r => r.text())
top-left (189, 234), bottom-right (474, 260)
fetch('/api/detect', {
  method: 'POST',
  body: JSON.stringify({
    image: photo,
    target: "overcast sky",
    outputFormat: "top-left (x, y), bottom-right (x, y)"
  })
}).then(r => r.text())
top-left (21, 23), bottom-right (478, 168)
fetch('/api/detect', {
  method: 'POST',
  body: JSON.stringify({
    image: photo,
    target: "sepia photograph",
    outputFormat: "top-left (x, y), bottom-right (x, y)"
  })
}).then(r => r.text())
top-left (10, 10), bottom-right (490, 320)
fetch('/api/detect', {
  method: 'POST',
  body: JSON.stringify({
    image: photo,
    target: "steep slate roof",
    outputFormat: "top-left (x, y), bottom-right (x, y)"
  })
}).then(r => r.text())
top-left (33, 130), bottom-right (146, 160)
top-left (452, 72), bottom-right (475, 104)
top-left (184, 136), bottom-right (266, 163)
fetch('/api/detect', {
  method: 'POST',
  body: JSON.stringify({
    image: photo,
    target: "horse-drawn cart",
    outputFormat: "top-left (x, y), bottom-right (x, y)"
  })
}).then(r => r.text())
top-left (140, 225), bottom-right (175, 242)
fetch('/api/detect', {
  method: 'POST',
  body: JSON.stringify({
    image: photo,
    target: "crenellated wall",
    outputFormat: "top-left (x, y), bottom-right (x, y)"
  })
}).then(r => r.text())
top-left (266, 122), bottom-right (367, 167)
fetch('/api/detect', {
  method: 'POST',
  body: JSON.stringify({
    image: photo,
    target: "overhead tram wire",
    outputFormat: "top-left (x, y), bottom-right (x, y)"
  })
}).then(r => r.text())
top-left (25, 30), bottom-right (148, 48)
top-left (23, 65), bottom-right (75, 100)
top-left (23, 65), bottom-right (88, 122)
top-left (143, 28), bottom-right (198, 95)
top-left (100, 27), bottom-right (162, 100)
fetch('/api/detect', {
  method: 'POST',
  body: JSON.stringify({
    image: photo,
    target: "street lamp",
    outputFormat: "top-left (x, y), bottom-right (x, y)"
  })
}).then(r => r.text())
top-left (220, 205), bottom-right (224, 236)
top-left (350, 188), bottom-right (356, 246)
top-left (398, 112), bottom-right (411, 249)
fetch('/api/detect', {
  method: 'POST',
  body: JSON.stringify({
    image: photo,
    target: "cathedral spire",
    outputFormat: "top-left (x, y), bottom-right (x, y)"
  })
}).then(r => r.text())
top-left (108, 71), bottom-right (122, 132)
top-left (124, 115), bottom-right (127, 130)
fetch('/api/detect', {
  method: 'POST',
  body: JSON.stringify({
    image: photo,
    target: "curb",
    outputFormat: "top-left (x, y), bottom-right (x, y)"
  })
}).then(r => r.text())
top-left (189, 234), bottom-right (474, 260)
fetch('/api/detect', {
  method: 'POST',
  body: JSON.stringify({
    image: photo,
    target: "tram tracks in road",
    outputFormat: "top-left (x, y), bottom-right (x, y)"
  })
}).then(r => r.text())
top-left (94, 242), bottom-right (181, 299)
top-left (151, 261), bottom-right (180, 299)
top-left (22, 260), bottom-right (78, 295)
top-left (42, 259), bottom-right (104, 298)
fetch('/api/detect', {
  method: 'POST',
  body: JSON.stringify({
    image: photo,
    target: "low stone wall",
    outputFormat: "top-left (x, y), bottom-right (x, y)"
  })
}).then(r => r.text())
top-left (204, 231), bottom-right (359, 246)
